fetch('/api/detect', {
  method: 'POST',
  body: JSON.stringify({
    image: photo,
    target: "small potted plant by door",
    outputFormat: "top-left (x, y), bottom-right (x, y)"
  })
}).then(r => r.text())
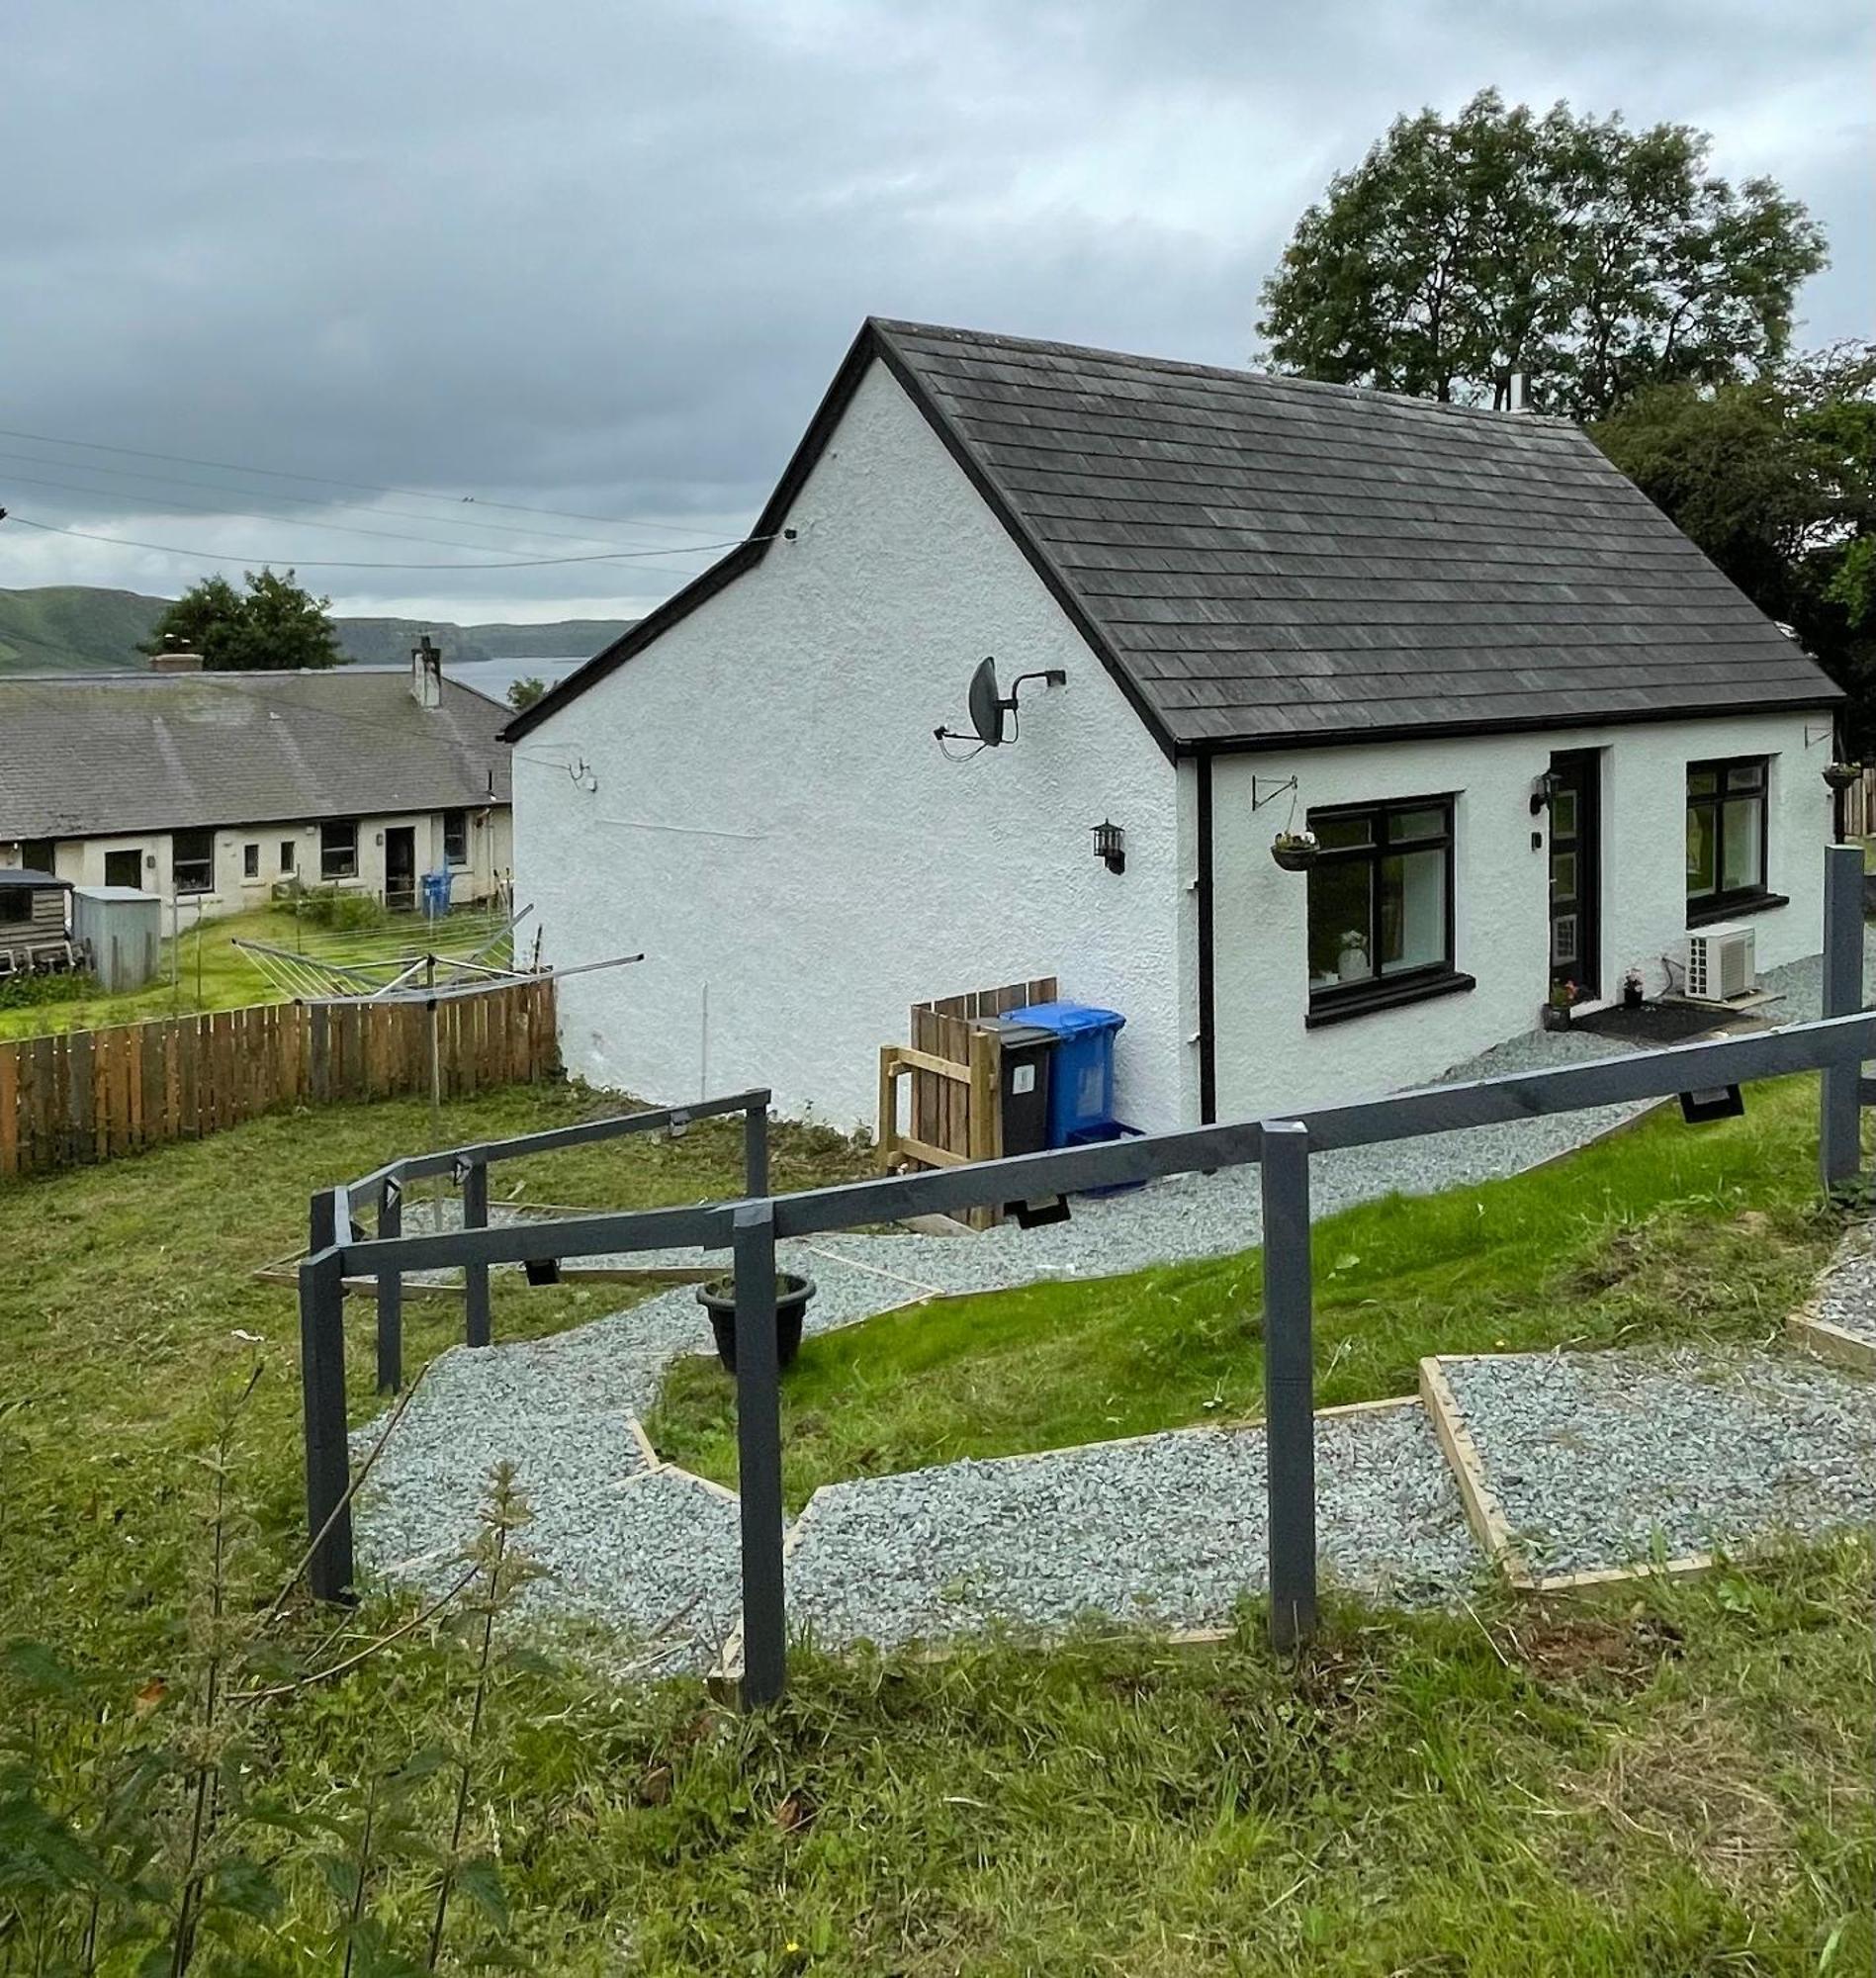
top-left (1270, 829), bottom-right (1319, 872)
top-left (1541, 980), bottom-right (1579, 1031)
top-left (696, 1272), bottom-right (817, 1374)
top-left (1622, 966), bottom-right (1646, 1011)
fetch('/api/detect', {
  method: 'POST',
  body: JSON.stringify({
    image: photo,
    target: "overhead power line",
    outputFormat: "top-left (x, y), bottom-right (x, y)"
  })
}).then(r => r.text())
top-left (0, 467), bottom-right (732, 579)
top-left (0, 442), bottom-right (710, 555)
top-left (0, 423), bottom-right (737, 540)
top-left (0, 509), bottom-right (771, 574)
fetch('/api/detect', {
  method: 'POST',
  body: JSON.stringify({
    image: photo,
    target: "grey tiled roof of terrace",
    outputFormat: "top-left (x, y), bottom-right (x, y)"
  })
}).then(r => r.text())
top-left (0, 669), bottom-right (511, 839)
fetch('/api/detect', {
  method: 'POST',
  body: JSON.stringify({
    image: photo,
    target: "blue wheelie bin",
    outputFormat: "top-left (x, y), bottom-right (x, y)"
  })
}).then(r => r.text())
top-left (1000, 1001), bottom-right (1125, 1147)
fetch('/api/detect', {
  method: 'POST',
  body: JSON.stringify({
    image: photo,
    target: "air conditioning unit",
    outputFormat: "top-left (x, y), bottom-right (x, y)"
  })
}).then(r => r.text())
top-left (1685, 923), bottom-right (1757, 1002)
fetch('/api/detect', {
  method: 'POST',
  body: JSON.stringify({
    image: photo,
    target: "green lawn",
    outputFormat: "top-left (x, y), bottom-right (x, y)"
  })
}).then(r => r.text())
top-left (650, 1078), bottom-right (1848, 1509)
top-left (1, 1078), bottom-right (1870, 1974)
top-left (0, 900), bottom-right (514, 1039)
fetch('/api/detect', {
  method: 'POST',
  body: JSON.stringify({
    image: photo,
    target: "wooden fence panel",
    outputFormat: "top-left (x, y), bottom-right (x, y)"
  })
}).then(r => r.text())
top-left (0, 979), bottom-right (560, 1181)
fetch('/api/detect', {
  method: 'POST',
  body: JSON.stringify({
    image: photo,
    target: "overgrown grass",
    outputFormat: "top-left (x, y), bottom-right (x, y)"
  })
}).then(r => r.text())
top-left (2, 1078), bottom-right (1871, 1972)
top-left (650, 1079), bottom-right (1847, 1509)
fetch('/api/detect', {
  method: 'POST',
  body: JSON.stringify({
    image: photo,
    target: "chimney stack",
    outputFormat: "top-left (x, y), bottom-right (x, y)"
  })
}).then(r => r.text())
top-left (410, 633), bottom-right (443, 710)
top-left (149, 634), bottom-right (204, 673)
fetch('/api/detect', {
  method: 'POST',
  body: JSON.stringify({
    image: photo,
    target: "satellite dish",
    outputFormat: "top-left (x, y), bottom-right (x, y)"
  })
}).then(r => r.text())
top-left (967, 657), bottom-right (1006, 746)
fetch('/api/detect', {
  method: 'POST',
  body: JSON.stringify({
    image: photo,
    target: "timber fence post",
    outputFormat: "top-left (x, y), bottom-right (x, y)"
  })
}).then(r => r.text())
top-left (1821, 842), bottom-right (1864, 1194)
top-left (461, 1157), bottom-right (491, 1347)
top-left (301, 1187), bottom-right (354, 1602)
top-left (376, 1172), bottom-right (403, 1393)
top-left (1260, 1120), bottom-right (1317, 1652)
top-left (733, 1198), bottom-right (787, 1706)
top-left (744, 1099), bottom-right (770, 1199)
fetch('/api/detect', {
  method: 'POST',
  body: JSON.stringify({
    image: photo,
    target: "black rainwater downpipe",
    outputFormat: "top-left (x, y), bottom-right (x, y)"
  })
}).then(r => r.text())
top-left (1197, 753), bottom-right (1217, 1124)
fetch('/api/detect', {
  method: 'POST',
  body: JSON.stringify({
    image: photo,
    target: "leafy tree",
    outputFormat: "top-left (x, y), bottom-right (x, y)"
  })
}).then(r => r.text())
top-left (1593, 341), bottom-right (1876, 741)
top-left (1258, 90), bottom-right (1827, 420)
top-left (142, 568), bottom-right (341, 671)
top-left (505, 674), bottom-right (547, 711)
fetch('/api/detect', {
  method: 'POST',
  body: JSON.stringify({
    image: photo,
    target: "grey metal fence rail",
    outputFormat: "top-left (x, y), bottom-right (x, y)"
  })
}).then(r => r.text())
top-left (299, 848), bottom-right (1873, 1705)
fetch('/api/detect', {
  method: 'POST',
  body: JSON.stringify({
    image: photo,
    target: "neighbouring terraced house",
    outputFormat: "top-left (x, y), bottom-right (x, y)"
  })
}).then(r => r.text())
top-left (504, 317), bottom-right (1843, 1131)
top-left (0, 643), bottom-right (514, 920)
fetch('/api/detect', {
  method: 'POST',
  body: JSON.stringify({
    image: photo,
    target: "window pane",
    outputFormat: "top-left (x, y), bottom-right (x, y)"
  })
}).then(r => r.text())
top-left (1307, 859), bottom-right (1373, 987)
top-left (1688, 769), bottom-right (1718, 797)
top-left (1729, 763), bottom-right (1765, 792)
top-left (279, 841), bottom-right (296, 874)
top-left (1380, 848), bottom-right (1446, 975)
top-left (1549, 789), bottom-right (1577, 839)
top-left (1389, 806), bottom-right (1448, 844)
top-left (1721, 796), bottom-right (1763, 892)
top-left (1312, 813), bottom-right (1373, 851)
top-left (1686, 801), bottom-right (1716, 897)
top-left (1550, 851), bottom-right (1577, 902)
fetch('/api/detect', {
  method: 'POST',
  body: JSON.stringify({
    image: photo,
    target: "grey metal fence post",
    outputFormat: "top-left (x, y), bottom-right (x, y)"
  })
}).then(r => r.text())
top-left (1259, 1120), bottom-right (1316, 1652)
top-left (744, 1100), bottom-right (770, 1199)
top-left (376, 1173), bottom-right (403, 1393)
top-left (1821, 842), bottom-right (1864, 1193)
top-left (732, 1198), bottom-right (787, 1705)
top-left (301, 1189), bottom-right (354, 1602)
top-left (462, 1158), bottom-right (491, 1347)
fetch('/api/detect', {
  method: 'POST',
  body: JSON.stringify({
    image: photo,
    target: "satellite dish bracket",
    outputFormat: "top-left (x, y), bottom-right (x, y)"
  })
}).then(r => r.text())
top-left (935, 658), bottom-right (1067, 754)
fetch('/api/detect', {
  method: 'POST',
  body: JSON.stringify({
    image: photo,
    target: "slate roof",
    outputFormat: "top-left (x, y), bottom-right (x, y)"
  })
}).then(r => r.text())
top-left (505, 317), bottom-right (1840, 753)
top-left (0, 670), bottom-right (511, 841)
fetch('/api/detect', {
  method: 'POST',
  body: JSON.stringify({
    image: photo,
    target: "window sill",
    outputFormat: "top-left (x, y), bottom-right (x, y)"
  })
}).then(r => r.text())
top-left (1305, 969), bottom-right (1476, 1030)
top-left (1687, 892), bottom-right (1788, 929)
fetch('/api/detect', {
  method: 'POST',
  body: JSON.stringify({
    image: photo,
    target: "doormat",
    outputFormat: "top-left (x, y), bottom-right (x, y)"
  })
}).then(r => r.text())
top-left (1572, 1001), bottom-right (1742, 1044)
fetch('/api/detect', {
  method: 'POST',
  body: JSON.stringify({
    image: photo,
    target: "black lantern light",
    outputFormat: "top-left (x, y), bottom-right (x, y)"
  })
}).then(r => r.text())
top-left (1529, 768), bottom-right (1563, 817)
top-left (1092, 819), bottom-right (1125, 874)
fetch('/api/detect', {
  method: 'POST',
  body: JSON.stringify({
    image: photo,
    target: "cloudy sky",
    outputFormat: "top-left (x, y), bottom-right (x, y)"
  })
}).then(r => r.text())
top-left (4, 0), bottom-right (1869, 626)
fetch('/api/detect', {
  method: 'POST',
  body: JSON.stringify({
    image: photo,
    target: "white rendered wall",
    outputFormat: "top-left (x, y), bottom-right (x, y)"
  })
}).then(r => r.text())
top-left (1208, 710), bottom-right (1831, 1122)
top-left (513, 361), bottom-right (1186, 1131)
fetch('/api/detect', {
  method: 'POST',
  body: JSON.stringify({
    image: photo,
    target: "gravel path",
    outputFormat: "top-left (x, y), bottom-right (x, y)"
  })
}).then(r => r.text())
top-left (1438, 1348), bottom-right (1876, 1578)
top-left (1804, 1225), bottom-right (1876, 1345)
top-left (350, 946), bottom-right (1873, 1664)
top-left (784, 1401), bottom-right (1479, 1650)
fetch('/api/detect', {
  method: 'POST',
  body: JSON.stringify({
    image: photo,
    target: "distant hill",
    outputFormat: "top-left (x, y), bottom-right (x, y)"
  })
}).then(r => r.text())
top-left (0, 585), bottom-right (634, 674)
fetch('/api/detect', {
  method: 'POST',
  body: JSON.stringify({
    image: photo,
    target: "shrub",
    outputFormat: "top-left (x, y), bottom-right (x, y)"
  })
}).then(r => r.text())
top-left (0, 968), bottom-right (95, 1011)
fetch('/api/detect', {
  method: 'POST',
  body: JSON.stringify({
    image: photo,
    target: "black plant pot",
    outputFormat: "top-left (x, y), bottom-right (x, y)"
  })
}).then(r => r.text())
top-left (696, 1273), bottom-right (815, 1375)
top-left (1270, 840), bottom-right (1318, 873)
top-left (1623, 981), bottom-right (1645, 1011)
top-left (1540, 1003), bottom-right (1571, 1032)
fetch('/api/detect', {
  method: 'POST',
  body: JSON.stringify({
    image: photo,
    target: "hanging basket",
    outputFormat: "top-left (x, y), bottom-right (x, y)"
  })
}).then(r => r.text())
top-left (1270, 833), bottom-right (1319, 873)
top-left (1823, 762), bottom-right (1863, 791)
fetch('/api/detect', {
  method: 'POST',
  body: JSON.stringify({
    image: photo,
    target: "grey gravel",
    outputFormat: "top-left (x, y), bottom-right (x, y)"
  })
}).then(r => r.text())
top-left (784, 1402), bottom-right (1479, 1650)
top-left (1440, 1348), bottom-right (1876, 1577)
top-left (1805, 1225), bottom-right (1876, 1345)
top-left (352, 949), bottom-right (1868, 1660)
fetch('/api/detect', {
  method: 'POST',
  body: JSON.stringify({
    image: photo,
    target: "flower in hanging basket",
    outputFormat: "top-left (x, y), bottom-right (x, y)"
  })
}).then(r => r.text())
top-left (1823, 761), bottom-right (1863, 791)
top-left (1270, 829), bottom-right (1319, 872)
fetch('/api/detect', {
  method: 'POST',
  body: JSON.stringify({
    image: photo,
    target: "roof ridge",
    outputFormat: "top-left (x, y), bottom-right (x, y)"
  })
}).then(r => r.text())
top-left (867, 317), bottom-right (1582, 431)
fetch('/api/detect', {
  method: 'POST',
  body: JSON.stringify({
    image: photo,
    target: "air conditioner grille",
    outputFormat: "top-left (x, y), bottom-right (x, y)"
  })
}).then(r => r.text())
top-left (1686, 923), bottom-right (1756, 1001)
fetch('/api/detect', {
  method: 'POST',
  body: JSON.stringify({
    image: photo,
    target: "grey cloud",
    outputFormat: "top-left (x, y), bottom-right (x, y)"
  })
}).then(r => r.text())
top-left (2, 0), bottom-right (1867, 617)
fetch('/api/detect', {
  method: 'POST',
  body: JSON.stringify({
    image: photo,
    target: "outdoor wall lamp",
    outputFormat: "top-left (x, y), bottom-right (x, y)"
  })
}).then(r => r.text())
top-left (1092, 819), bottom-right (1125, 874)
top-left (1529, 769), bottom-right (1563, 816)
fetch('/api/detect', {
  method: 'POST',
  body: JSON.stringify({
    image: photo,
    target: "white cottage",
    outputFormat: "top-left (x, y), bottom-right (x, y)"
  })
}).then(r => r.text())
top-left (506, 318), bottom-right (1841, 1132)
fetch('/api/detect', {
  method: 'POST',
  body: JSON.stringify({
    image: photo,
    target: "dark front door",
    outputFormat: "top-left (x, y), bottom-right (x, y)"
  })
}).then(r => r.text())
top-left (384, 827), bottom-right (416, 912)
top-left (1548, 750), bottom-right (1600, 998)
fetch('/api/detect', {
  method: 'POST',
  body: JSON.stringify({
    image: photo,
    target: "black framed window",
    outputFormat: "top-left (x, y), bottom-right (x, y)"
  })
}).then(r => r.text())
top-left (21, 839), bottom-right (55, 874)
top-left (242, 842), bottom-right (260, 880)
top-left (172, 829), bottom-right (214, 895)
top-left (442, 808), bottom-right (469, 867)
top-left (1686, 758), bottom-right (1770, 918)
top-left (1306, 795), bottom-right (1467, 1023)
top-left (320, 821), bottom-right (358, 880)
top-left (279, 840), bottom-right (297, 875)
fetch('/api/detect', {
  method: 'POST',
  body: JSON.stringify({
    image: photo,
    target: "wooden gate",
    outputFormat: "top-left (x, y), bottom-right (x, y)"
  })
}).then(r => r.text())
top-left (876, 975), bottom-right (1057, 1225)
